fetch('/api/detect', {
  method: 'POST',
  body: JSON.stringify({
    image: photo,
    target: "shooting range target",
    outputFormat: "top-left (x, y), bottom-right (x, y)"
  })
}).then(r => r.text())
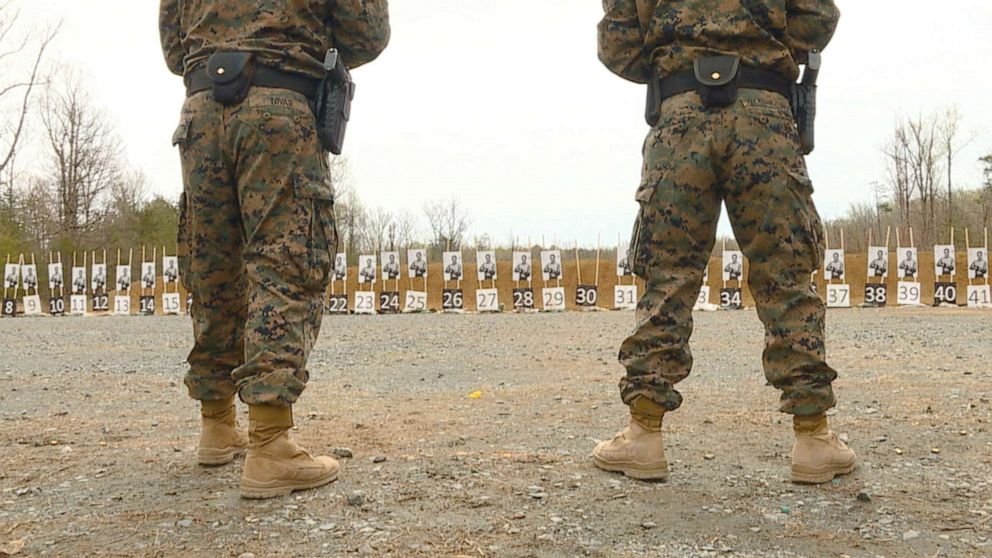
top-left (71, 267), bottom-right (87, 294)
top-left (968, 248), bottom-right (988, 280)
top-left (867, 246), bottom-right (889, 279)
top-left (541, 250), bottom-right (563, 282)
top-left (896, 281), bottom-right (922, 306)
top-left (476, 251), bottom-right (497, 282)
top-left (407, 249), bottom-right (427, 279)
top-left (20, 265), bottom-right (38, 291)
top-left (719, 287), bottom-right (742, 310)
top-left (614, 284), bottom-right (637, 310)
top-left (694, 286), bottom-right (711, 310)
top-left (163, 256), bottom-right (179, 284)
top-left (722, 251), bottom-right (744, 282)
top-left (442, 288), bottom-right (464, 311)
top-left (91, 264), bottom-right (108, 293)
top-left (896, 248), bottom-right (919, 280)
top-left (513, 287), bottom-right (535, 310)
top-left (357, 256), bottom-right (377, 284)
top-left (443, 251), bottom-right (464, 282)
top-left (542, 287), bottom-right (565, 312)
top-left (333, 252), bottom-right (348, 282)
top-left (162, 292), bottom-right (181, 315)
top-left (326, 293), bottom-right (349, 314)
top-left (379, 291), bottom-right (400, 313)
top-left (48, 263), bottom-right (65, 291)
top-left (381, 252), bottom-right (401, 281)
top-left (476, 288), bottom-right (499, 312)
top-left (933, 245), bottom-right (956, 278)
top-left (3, 263), bottom-right (18, 289)
top-left (824, 249), bottom-right (846, 282)
top-left (616, 241), bottom-right (632, 278)
top-left (826, 284), bottom-right (850, 308)
top-left (354, 291), bottom-right (375, 314)
top-left (575, 285), bottom-right (598, 308)
top-left (933, 282), bottom-right (957, 306)
top-left (512, 252), bottom-right (533, 282)
top-left (967, 285), bottom-right (991, 307)
top-left (403, 290), bottom-right (427, 313)
top-left (141, 262), bottom-right (156, 289)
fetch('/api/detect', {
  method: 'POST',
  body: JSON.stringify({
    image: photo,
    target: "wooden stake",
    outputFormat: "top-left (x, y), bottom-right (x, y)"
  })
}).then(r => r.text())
top-left (594, 234), bottom-right (601, 287)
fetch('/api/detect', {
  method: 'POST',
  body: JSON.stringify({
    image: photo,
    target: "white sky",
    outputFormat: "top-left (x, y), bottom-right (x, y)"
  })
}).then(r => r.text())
top-left (15, 0), bottom-right (992, 247)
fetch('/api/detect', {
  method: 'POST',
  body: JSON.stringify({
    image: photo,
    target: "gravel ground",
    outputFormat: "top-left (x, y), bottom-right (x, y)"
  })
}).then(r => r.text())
top-left (0, 308), bottom-right (990, 557)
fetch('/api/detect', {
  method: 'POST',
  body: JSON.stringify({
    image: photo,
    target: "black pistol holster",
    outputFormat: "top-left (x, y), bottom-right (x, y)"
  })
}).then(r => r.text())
top-left (790, 50), bottom-right (821, 155)
top-left (206, 52), bottom-right (256, 106)
top-left (315, 49), bottom-right (356, 155)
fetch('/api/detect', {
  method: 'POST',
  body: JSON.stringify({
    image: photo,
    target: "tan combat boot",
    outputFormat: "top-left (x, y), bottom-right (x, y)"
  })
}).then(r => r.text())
top-left (199, 397), bottom-right (247, 466)
top-left (592, 396), bottom-right (668, 480)
top-left (790, 413), bottom-right (857, 484)
top-left (240, 405), bottom-right (339, 499)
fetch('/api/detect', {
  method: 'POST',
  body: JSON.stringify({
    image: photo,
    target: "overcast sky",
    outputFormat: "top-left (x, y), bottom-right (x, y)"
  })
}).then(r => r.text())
top-left (15, 0), bottom-right (992, 247)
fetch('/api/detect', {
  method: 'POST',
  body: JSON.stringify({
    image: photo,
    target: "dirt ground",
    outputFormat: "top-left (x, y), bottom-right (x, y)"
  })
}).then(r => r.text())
top-left (0, 308), bottom-right (990, 557)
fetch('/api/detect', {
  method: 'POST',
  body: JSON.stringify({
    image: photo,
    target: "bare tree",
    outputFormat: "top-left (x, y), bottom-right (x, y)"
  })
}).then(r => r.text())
top-left (423, 196), bottom-right (471, 250)
top-left (882, 114), bottom-right (944, 245)
top-left (392, 209), bottom-right (419, 248)
top-left (40, 73), bottom-right (125, 244)
top-left (363, 206), bottom-right (393, 254)
top-left (938, 106), bottom-right (978, 227)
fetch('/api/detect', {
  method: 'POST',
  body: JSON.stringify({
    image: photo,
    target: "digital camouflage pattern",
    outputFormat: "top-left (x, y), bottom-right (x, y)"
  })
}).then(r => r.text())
top-left (160, 0), bottom-right (390, 78)
top-left (598, 0), bottom-right (839, 83)
top-left (601, 1), bottom-right (841, 416)
top-left (163, 2), bottom-right (389, 406)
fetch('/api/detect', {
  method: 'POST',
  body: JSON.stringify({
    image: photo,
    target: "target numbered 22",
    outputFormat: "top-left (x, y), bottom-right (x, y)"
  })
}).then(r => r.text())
top-left (326, 294), bottom-right (349, 314)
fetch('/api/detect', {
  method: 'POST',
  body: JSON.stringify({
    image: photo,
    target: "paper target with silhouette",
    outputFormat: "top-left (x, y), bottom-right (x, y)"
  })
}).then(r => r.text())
top-left (407, 249), bottom-right (427, 279)
top-left (141, 262), bottom-right (157, 289)
top-left (616, 241), bottom-right (632, 277)
top-left (476, 251), bottom-right (497, 281)
top-left (381, 252), bottom-right (401, 281)
top-left (116, 265), bottom-right (132, 291)
top-left (541, 250), bottom-right (563, 282)
top-left (968, 248), bottom-right (988, 280)
top-left (91, 264), bottom-right (108, 292)
top-left (823, 249), bottom-right (845, 281)
top-left (357, 255), bottom-right (377, 284)
top-left (867, 246), bottom-right (888, 278)
top-left (443, 251), bottom-right (463, 282)
top-left (20, 265), bottom-right (38, 291)
top-left (512, 252), bottom-right (533, 282)
top-left (333, 252), bottom-right (347, 282)
top-left (722, 251), bottom-right (744, 282)
top-left (3, 264), bottom-right (17, 289)
top-left (71, 267), bottom-right (87, 294)
top-left (48, 263), bottom-right (65, 291)
top-left (162, 256), bottom-right (179, 284)
top-left (896, 248), bottom-right (918, 279)
top-left (933, 245), bottom-right (956, 277)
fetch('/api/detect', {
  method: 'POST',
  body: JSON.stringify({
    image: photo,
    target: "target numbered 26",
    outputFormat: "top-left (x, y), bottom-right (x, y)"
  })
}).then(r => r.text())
top-left (442, 288), bottom-right (464, 311)
top-left (326, 293), bottom-right (349, 314)
top-left (476, 288), bottom-right (499, 312)
top-left (513, 288), bottom-right (535, 310)
top-left (896, 282), bottom-right (921, 306)
top-left (379, 291), bottom-right (400, 313)
top-left (542, 287), bottom-right (565, 312)
top-left (864, 284), bottom-right (887, 306)
top-left (403, 291), bottom-right (427, 313)
top-left (614, 285), bottom-right (637, 310)
top-left (719, 287), bottom-right (742, 310)
top-left (967, 285), bottom-right (991, 307)
top-left (575, 285), bottom-right (598, 307)
top-left (354, 291), bottom-right (375, 314)
top-left (933, 282), bottom-right (957, 306)
top-left (825, 284), bottom-right (850, 308)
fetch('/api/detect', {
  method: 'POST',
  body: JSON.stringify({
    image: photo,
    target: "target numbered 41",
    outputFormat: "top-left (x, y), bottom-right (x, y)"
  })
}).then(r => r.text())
top-left (326, 294), bottom-right (349, 314)
top-left (575, 285), bottom-right (598, 308)
top-left (354, 291), bottom-right (375, 314)
top-left (896, 282), bottom-right (921, 306)
top-left (967, 285), bottom-right (991, 308)
top-left (379, 291), bottom-right (400, 314)
top-left (614, 285), bottom-right (637, 310)
top-left (542, 287), bottom-right (565, 312)
top-left (442, 289), bottom-right (464, 311)
top-left (513, 288), bottom-right (535, 310)
top-left (719, 288), bottom-right (742, 310)
top-left (825, 284), bottom-right (850, 308)
top-left (476, 288), bottom-right (499, 312)
top-left (933, 282), bottom-right (958, 306)
top-left (403, 291), bottom-right (427, 313)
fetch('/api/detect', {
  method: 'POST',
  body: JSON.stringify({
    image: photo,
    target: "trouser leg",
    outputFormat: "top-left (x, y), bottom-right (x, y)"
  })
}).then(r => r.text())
top-left (618, 105), bottom-right (722, 411)
top-left (228, 88), bottom-right (337, 407)
top-left (723, 92), bottom-right (836, 416)
top-left (177, 94), bottom-right (247, 402)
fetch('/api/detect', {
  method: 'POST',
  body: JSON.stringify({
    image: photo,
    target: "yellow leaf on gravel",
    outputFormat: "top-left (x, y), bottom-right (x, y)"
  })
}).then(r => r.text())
top-left (467, 390), bottom-right (483, 399)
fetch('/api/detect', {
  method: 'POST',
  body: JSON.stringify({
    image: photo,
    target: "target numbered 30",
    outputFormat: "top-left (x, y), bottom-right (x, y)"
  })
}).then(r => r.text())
top-left (933, 282), bottom-right (957, 306)
top-left (693, 286), bottom-right (711, 310)
top-left (720, 288), bottom-right (742, 310)
top-left (896, 282), bottom-right (921, 306)
top-left (826, 284), bottom-right (850, 308)
top-left (575, 285), bottom-right (598, 307)
top-left (863, 284), bottom-right (887, 306)
top-left (476, 288), bottom-right (499, 312)
top-left (442, 288), bottom-right (464, 311)
top-left (403, 291), bottom-right (427, 313)
top-left (542, 287), bottom-right (565, 312)
top-left (614, 285), bottom-right (637, 310)
top-left (326, 294), bottom-right (349, 314)
top-left (23, 295), bottom-right (41, 316)
top-left (379, 291), bottom-right (400, 313)
top-left (354, 291), bottom-right (375, 314)
top-left (162, 293), bottom-right (181, 315)
top-left (967, 285), bottom-right (991, 308)
top-left (513, 288), bottom-right (535, 310)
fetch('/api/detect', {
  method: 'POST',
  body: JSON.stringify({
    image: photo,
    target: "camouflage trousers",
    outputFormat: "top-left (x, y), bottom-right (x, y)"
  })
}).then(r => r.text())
top-left (619, 89), bottom-right (836, 417)
top-left (173, 86), bottom-right (337, 407)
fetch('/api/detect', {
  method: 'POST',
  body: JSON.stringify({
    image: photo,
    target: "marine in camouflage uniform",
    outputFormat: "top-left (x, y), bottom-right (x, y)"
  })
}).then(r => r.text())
top-left (160, 0), bottom-right (389, 498)
top-left (592, 0), bottom-right (855, 484)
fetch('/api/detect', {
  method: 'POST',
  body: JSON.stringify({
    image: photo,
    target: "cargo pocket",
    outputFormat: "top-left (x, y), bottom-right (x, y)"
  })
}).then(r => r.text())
top-left (294, 175), bottom-right (338, 287)
top-left (786, 169), bottom-right (824, 273)
top-left (177, 192), bottom-right (191, 291)
top-left (172, 119), bottom-right (191, 148)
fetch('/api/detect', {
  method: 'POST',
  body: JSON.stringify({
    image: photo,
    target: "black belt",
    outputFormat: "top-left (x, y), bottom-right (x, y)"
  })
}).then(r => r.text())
top-left (658, 67), bottom-right (791, 102)
top-left (185, 65), bottom-right (319, 100)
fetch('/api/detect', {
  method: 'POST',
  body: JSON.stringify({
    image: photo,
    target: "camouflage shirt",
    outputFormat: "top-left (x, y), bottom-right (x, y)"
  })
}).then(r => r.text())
top-left (598, 0), bottom-right (839, 83)
top-left (160, 0), bottom-right (390, 78)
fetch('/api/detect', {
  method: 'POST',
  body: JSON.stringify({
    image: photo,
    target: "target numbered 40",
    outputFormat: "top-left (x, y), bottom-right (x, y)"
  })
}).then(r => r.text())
top-left (162, 293), bottom-right (181, 315)
top-left (442, 289), bottom-right (464, 311)
top-left (693, 286), bottom-right (711, 310)
top-left (825, 284), bottom-right (850, 308)
top-left (326, 294), bottom-right (349, 314)
top-left (542, 287), bottom-right (565, 312)
top-left (403, 291), bottom-right (427, 313)
top-left (863, 284), bottom-right (887, 306)
top-left (379, 291), bottom-right (400, 313)
top-left (23, 295), bottom-right (42, 316)
top-left (933, 282), bottom-right (958, 306)
top-left (70, 295), bottom-right (87, 315)
top-left (476, 288), bottom-right (499, 312)
top-left (896, 282), bottom-right (921, 306)
top-left (614, 285), bottom-right (637, 310)
top-left (513, 288), bottom-right (535, 310)
top-left (575, 285), bottom-right (598, 307)
top-left (719, 288), bottom-right (742, 310)
top-left (354, 291), bottom-right (375, 314)
top-left (967, 285), bottom-right (991, 308)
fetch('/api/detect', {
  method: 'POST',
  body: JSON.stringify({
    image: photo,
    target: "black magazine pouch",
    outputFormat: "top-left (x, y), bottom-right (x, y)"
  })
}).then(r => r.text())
top-left (694, 56), bottom-right (740, 108)
top-left (206, 52), bottom-right (255, 106)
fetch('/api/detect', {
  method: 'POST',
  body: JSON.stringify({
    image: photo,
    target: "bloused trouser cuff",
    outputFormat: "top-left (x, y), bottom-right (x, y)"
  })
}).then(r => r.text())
top-left (176, 87), bottom-right (337, 408)
top-left (617, 90), bottom-right (837, 416)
